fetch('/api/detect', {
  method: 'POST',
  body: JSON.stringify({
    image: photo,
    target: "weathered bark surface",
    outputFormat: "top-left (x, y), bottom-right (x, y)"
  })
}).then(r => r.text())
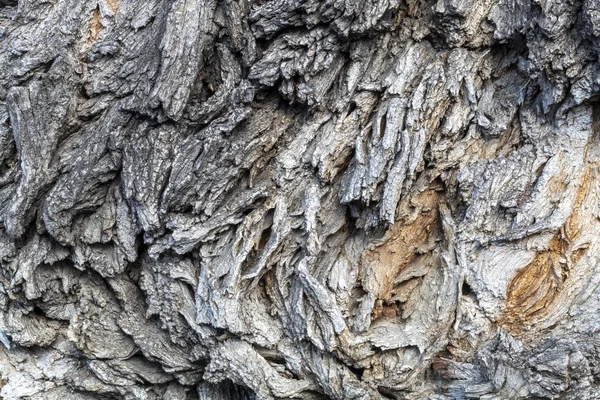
top-left (1, 0), bottom-right (600, 398)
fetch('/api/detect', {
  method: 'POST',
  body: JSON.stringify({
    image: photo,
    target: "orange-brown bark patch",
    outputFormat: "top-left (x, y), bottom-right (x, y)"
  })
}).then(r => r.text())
top-left (498, 234), bottom-right (566, 336)
top-left (88, 7), bottom-right (102, 44)
top-left (498, 169), bottom-right (593, 337)
top-left (362, 189), bottom-right (443, 321)
top-left (107, 0), bottom-right (121, 13)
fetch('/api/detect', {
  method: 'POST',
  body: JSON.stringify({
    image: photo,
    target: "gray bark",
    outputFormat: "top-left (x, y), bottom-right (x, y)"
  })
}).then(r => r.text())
top-left (0, 0), bottom-right (600, 399)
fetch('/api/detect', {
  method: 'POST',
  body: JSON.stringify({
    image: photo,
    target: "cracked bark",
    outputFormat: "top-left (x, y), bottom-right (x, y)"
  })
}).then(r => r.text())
top-left (1, 0), bottom-right (600, 399)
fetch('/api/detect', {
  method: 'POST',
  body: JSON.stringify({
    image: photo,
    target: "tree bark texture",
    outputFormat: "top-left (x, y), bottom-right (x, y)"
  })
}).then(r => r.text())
top-left (1, 0), bottom-right (600, 399)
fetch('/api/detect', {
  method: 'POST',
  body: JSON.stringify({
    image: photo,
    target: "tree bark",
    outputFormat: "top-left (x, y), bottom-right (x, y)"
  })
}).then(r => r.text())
top-left (1, 0), bottom-right (600, 399)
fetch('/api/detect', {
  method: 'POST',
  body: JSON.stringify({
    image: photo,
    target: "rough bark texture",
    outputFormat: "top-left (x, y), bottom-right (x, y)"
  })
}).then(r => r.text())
top-left (1, 0), bottom-right (600, 399)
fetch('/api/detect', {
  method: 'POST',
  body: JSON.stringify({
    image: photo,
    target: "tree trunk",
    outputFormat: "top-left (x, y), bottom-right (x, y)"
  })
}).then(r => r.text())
top-left (1, 0), bottom-right (600, 399)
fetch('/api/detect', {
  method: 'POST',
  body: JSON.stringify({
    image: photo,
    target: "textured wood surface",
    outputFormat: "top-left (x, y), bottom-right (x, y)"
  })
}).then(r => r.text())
top-left (1, 0), bottom-right (600, 399)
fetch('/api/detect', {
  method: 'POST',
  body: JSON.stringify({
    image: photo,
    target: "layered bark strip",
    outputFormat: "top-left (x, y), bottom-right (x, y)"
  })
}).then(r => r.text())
top-left (1, 0), bottom-right (600, 399)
